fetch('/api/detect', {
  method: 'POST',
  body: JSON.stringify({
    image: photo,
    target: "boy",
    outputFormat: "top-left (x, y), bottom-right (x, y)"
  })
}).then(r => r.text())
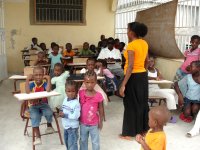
top-left (26, 37), bottom-right (42, 51)
top-left (25, 66), bottom-right (54, 145)
top-left (33, 51), bottom-right (48, 66)
top-left (79, 42), bottom-right (95, 56)
top-left (136, 106), bottom-right (170, 150)
top-left (59, 80), bottom-right (80, 150)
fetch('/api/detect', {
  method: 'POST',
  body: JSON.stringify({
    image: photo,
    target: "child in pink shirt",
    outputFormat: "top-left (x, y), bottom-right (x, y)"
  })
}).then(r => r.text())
top-left (79, 71), bottom-right (104, 150)
top-left (176, 35), bottom-right (200, 81)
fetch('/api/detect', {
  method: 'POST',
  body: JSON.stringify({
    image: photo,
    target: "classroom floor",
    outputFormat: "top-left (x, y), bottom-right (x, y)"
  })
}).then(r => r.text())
top-left (0, 79), bottom-right (200, 150)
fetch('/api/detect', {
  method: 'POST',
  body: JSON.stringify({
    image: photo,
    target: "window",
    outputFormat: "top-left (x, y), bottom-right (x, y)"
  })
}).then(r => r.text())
top-left (31, 0), bottom-right (86, 25)
top-left (115, 0), bottom-right (172, 44)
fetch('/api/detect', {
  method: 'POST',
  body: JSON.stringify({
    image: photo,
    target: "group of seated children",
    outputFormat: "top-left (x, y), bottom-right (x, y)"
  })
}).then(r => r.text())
top-left (26, 65), bottom-right (104, 150)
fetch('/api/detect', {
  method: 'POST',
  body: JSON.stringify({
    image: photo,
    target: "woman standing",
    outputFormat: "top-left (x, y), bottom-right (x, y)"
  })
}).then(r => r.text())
top-left (119, 22), bottom-right (149, 139)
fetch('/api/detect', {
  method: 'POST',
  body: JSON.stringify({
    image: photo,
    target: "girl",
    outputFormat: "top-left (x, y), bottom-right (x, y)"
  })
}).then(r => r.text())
top-left (148, 56), bottom-right (178, 123)
top-left (136, 106), bottom-right (170, 150)
top-left (175, 61), bottom-right (200, 123)
top-left (48, 44), bottom-right (63, 77)
top-left (175, 35), bottom-right (200, 81)
top-left (79, 71), bottom-right (104, 150)
top-left (48, 63), bottom-right (70, 111)
top-left (59, 80), bottom-right (80, 150)
top-left (119, 22), bottom-right (149, 139)
top-left (96, 60), bottom-right (118, 94)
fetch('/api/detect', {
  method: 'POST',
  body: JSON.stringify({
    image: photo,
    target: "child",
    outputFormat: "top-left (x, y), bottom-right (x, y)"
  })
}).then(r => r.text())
top-left (89, 44), bottom-right (98, 55)
top-left (26, 37), bottom-right (42, 51)
top-left (79, 42), bottom-right (95, 56)
top-left (48, 44), bottom-right (63, 76)
top-left (79, 71), bottom-right (104, 150)
top-left (136, 106), bottom-right (170, 150)
top-left (48, 63), bottom-right (70, 111)
top-left (175, 35), bottom-right (200, 81)
top-left (63, 43), bottom-right (75, 57)
top-left (96, 60), bottom-right (118, 93)
top-left (39, 43), bottom-right (47, 54)
top-left (80, 58), bottom-right (98, 74)
top-left (148, 56), bottom-right (178, 120)
top-left (48, 42), bottom-right (63, 54)
top-left (114, 38), bottom-right (120, 49)
top-left (25, 66), bottom-right (54, 145)
top-left (175, 61), bottom-right (200, 123)
top-left (59, 80), bottom-right (80, 150)
top-left (34, 51), bottom-right (48, 66)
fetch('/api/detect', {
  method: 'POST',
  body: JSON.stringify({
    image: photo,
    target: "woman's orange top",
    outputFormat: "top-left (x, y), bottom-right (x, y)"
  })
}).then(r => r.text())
top-left (123, 39), bottom-right (148, 74)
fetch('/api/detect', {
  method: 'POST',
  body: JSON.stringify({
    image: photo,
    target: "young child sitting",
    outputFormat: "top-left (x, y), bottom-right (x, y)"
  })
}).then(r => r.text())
top-left (79, 42), bottom-right (95, 56)
top-left (79, 71), bottom-right (104, 150)
top-left (34, 51), bottom-right (48, 66)
top-left (63, 43), bottom-right (75, 57)
top-left (26, 37), bottom-right (42, 51)
top-left (48, 63), bottom-right (70, 111)
top-left (136, 106), bottom-right (170, 150)
top-left (48, 42), bottom-right (63, 54)
top-left (80, 58), bottom-right (99, 74)
top-left (96, 60), bottom-right (118, 93)
top-left (175, 61), bottom-right (200, 123)
top-left (175, 35), bottom-right (200, 81)
top-left (48, 44), bottom-right (63, 77)
top-left (25, 66), bottom-right (54, 145)
top-left (59, 80), bottom-right (80, 150)
top-left (148, 56), bottom-right (178, 122)
top-left (39, 43), bottom-right (47, 54)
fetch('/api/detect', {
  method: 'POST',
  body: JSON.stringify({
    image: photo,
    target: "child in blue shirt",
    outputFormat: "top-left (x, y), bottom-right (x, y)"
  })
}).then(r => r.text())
top-left (48, 44), bottom-right (63, 77)
top-left (59, 80), bottom-right (80, 150)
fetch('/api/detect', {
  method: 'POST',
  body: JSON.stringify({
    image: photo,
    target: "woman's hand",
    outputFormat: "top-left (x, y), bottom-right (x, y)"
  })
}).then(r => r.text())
top-left (119, 85), bottom-right (125, 97)
top-left (136, 134), bottom-right (144, 144)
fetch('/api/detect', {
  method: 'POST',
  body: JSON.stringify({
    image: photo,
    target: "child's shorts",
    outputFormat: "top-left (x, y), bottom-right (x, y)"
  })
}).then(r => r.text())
top-left (29, 103), bottom-right (53, 127)
top-left (184, 97), bottom-right (200, 108)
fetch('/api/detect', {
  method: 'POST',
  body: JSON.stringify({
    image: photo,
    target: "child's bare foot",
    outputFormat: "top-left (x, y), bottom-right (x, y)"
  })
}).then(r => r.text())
top-left (119, 134), bottom-right (133, 141)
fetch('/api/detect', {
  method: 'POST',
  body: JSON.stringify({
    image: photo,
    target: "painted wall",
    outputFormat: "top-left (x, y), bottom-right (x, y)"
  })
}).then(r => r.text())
top-left (5, 0), bottom-right (115, 73)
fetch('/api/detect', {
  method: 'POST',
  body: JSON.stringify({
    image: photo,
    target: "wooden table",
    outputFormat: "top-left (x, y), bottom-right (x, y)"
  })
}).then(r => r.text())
top-left (9, 75), bottom-right (27, 93)
top-left (14, 91), bottom-right (60, 101)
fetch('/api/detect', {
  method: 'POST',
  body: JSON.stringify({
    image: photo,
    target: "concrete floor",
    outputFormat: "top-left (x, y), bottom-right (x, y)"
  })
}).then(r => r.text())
top-left (0, 79), bottom-right (200, 150)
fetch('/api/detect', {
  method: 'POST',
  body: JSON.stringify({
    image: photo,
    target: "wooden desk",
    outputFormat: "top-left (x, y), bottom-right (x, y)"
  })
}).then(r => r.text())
top-left (9, 75), bottom-right (27, 93)
top-left (148, 80), bottom-right (173, 84)
top-left (14, 91), bottom-right (60, 101)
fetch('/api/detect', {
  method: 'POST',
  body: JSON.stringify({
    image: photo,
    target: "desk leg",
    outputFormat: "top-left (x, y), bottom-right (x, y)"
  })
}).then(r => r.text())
top-left (14, 79), bottom-right (17, 92)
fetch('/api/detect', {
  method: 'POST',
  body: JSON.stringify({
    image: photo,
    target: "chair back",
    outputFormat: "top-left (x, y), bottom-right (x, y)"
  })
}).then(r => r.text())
top-left (24, 67), bottom-right (34, 76)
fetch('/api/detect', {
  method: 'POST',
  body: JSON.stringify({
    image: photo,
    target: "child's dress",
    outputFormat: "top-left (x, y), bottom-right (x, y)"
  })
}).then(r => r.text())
top-left (148, 69), bottom-right (178, 110)
top-left (48, 71), bottom-right (70, 110)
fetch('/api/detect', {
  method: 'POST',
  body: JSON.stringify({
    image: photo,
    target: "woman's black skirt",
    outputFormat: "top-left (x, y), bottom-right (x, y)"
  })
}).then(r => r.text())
top-left (122, 72), bottom-right (149, 137)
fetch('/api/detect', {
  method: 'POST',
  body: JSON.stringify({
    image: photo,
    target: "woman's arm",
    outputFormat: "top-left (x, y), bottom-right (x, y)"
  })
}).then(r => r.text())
top-left (98, 102), bottom-right (104, 130)
top-left (119, 51), bottom-right (134, 97)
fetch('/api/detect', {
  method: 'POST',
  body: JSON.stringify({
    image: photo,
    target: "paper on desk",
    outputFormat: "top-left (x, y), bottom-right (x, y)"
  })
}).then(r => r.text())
top-left (148, 80), bottom-right (173, 84)
top-left (14, 91), bottom-right (60, 101)
top-left (9, 75), bottom-right (27, 79)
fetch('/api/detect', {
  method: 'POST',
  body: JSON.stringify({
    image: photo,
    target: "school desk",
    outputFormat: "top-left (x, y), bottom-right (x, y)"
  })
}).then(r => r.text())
top-left (14, 91), bottom-right (60, 101)
top-left (148, 80), bottom-right (173, 84)
top-left (9, 75), bottom-right (27, 93)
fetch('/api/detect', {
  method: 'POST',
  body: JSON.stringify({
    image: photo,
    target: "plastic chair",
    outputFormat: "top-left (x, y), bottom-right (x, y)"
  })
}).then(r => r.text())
top-left (19, 82), bottom-right (64, 150)
top-left (148, 96), bottom-right (166, 107)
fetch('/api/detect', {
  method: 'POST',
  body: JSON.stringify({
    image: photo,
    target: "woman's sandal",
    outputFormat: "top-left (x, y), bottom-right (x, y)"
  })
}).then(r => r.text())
top-left (186, 130), bottom-right (200, 137)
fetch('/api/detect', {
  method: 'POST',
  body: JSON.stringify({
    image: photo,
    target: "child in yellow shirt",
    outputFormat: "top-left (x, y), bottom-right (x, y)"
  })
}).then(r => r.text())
top-left (136, 106), bottom-right (170, 150)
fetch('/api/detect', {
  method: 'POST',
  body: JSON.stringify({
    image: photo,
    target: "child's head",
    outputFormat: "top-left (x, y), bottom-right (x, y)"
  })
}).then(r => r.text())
top-left (119, 42), bottom-right (125, 51)
top-left (86, 58), bottom-right (96, 71)
top-left (114, 38), bottom-right (120, 45)
top-left (96, 60), bottom-right (107, 69)
top-left (101, 39), bottom-right (108, 48)
top-left (148, 55), bottom-right (156, 68)
top-left (100, 34), bottom-right (105, 41)
top-left (39, 43), bottom-right (46, 51)
top-left (84, 71), bottom-right (97, 91)
top-left (65, 80), bottom-right (77, 100)
top-left (32, 37), bottom-right (38, 45)
top-left (89, 44), bottom-right (96, 52)
top-left (33, 66), bottom-right (44, 85)
top-left (83, 42), bottom-right (89, 50)
top-left (190, 35), bottom-right (200, 50)
top-left (53, 63), bottom-right (64, 76)
top-left (107, 38), bottom-right (115, 50)
top-left (37, 51), bottom-right (45, 61)
top-left (66, 43), bottom-right (72, 52)
top-left (148, 106), bottom-right (170, 129)
top-left (190, 60), bottom-right (200, 74)
top-left (52, 44), bottom-right (59, 54)
top-left (51, 42), bottom-right (56, 48)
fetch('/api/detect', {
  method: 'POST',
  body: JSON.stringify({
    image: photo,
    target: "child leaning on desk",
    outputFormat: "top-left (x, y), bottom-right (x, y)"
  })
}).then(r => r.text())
top-left (25, 66), bottom-right (54, 145)
top-left (148, 55), bottom-right (178, 123)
